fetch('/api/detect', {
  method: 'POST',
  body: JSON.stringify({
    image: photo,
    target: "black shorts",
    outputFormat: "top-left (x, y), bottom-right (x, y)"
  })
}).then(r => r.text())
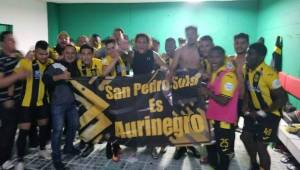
top-left (212, 121), bottom-right (235, 154)
top-left (18, 106), bottom-right (49, 123)
top-left (237, 99), bottom-right (244, 118)
top-left (243, 113), bottom-right (280, 144)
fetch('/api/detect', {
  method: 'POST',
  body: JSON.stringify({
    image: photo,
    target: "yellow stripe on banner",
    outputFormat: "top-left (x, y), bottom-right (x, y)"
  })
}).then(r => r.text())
top-left (92, 134), bottom-right (103, 144)
top-left (74, 93), bottom-right (93, 109)
top-left (169, 111), bottom-right (210, 145)
top-left (274, 47), bottom-right (282, 55)
top-left (79, 106), bottom-right (104, 128)
top-left (80, 110), bottom-right (112, 142)
top-left (70, 80), bottom-right (109, 110)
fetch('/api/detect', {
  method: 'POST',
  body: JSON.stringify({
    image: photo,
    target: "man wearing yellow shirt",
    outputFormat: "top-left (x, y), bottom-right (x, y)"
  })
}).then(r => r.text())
top-left (76, 44), bottom-right (103, 157)
top-left (201, 46), bottom-right (239, 170)
top-left (49, 31), bottom-right (71, 61)
top-left (89, 34), bottom-right (102, 51)
top-left (102, 39), bottom-right (128, 162)
top-left (77, 44), bottom-right (103, 77)
top-left (241, 43), bottom-right (287, 170)
top-left (14, 41), bottom-right (53, 170)
top-left (102, 39), bottom-right (127, 77)
top-left (75, 35), bottom-right (89, 52)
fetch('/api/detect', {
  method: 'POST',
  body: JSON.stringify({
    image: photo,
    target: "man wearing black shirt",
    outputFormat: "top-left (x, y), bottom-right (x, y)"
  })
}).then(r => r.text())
top-left (43, 44), bottom-right (80, 170)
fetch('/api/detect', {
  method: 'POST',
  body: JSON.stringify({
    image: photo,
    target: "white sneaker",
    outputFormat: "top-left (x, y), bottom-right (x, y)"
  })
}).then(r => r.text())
top-left (1, 160), bottom-right (14, 170)
top-left (14, 162), bottom-right (24, 170)
top-left (39, 150), bottom-right (51, 160)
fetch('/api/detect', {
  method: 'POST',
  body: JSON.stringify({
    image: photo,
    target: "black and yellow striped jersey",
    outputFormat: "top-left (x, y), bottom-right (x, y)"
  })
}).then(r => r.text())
top-left (76, 58), bottom-right (103, 77)
top-left (102, 55), bottom-right (127, 77)
top-left (0, 51), bottom-right (23, 103)
top-left (15, 58), bottom-right (53, 107)
top-left (245, 62), bottom-right (281, 117)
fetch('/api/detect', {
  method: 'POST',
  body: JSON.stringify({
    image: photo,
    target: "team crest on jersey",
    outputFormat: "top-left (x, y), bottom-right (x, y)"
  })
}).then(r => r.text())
top-left (254, 73), bottom-right (260, 82)
top-left (34, 70), bottom-right (41, 79)
top-left (226, 61), bottom-right (234, 69)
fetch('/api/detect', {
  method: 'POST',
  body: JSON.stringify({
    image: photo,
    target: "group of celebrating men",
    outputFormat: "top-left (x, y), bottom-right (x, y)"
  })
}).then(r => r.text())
top-left (0, 26), bottom-right (287, 170)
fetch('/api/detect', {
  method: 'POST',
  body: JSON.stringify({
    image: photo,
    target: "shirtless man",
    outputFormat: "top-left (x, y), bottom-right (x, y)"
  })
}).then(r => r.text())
top-left (230, 33), bottom-right (249, 119)
top-left (170, 26), bottom-right (202, 160)
top-left (171, 26), bottom-right (201, 73)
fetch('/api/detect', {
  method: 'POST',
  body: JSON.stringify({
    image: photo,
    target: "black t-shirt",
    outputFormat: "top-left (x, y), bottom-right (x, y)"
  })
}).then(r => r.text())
top-left (132, 50), bottom-right (155, 75)
top-left (43, 60), bottom-right (79, 105)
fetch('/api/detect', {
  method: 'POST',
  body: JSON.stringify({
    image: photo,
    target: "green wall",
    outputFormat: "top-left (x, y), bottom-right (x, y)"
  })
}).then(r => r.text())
top-left (47, 1), bottom-right (258, 54)
top-left (48, 0), bottom-right (300, 107)
top-left (257, 0), bottom-right (300, 108)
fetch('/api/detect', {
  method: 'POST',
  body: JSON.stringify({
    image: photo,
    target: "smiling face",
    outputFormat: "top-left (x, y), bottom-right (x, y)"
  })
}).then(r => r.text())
top-left (199, 40), bottom-right (214, 58)
top-left (90, 36), bottom-right (101, 48)
top-left (77, 36), bottom-right (89, 47)
top-left (208, 49), bottom-right (225, 71)
top-left (63, 46), bottom-right (77, 63)
top-left (234, 38), bottom-right (249, 55)
top-left (165, 39), bottom-right (176, 56)
top-left (80, 48), bottom-right (93, 65)
top-left (58, 34), bottom-right (70, 48)
top-left (106, 42), bottom-right (119, 58)
top-left (246, 48), bottom-right (259, 70)
top-left (135, 36), bottom-right (149, 54)
top-left (114, 30), bottom-right (124, 41)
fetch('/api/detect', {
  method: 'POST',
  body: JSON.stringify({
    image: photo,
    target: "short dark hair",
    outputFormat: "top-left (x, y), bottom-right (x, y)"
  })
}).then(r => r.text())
top-left (104, 38), bottom-right (117, 46)
top-left (64, 44), bottom-right (76, 51)
top-left (210, 46), bottom-right (225, 56)
top-left (185, 25), bottom-right (198, 33)
top-left (135, 33), bottom-right (151, 43)
top-left (91, 34), bottom-right (100, 38)
top-left (166, 37), bottom-right (175, 43)
top-left (178, 38), bottom-right (186, 43)
top-left (200, 35), bottom-right (213, 42)
top-left (80, 44), bottom-right (94, 53)
top-left (114, 28), bottom-right (124, 34)
top-left (249, 43), bottom-right (267, 58)
top-left (0, 31), bottom-right (13, 42)
top-left (234, 33), bottom-right (249, 42)
top-left (152, 38), bottom-right (160, 45)
top-left (35, 40), bottom-right (49, 50)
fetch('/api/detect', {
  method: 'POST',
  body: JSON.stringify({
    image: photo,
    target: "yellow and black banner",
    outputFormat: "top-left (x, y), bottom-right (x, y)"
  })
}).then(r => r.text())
top-left (71, 71), bottom-right (211, 147)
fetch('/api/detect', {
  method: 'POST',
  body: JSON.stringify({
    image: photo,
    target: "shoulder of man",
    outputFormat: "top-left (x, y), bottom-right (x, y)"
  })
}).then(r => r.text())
top-left (261, 63), bottom-right (281, 89)
top-left (223, 70), bottom-right (237, 80)
top-left (14, 58), bottom-right (32, 73)
top-left (92, 57), bottom-right (103, 66)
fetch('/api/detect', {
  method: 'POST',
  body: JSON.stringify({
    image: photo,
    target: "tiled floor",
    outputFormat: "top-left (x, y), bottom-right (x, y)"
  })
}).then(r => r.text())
top-left (18, 131), bottom-right (290, 170)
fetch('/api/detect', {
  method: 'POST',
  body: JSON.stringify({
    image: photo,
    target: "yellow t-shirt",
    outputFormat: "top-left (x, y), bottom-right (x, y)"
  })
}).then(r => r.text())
top-left (77, 58), bottom-right (103, 77)
top-left (210, 66), bottom-right (238, 98)
top-left (245, 62), bottom-right (281, 116)
top-left (102, 55), bottom-right (127, 77)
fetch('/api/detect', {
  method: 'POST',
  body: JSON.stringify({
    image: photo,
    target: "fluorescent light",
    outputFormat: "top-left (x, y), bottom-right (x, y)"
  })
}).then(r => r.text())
top-left (186, 0), bottom-right (203, 3)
